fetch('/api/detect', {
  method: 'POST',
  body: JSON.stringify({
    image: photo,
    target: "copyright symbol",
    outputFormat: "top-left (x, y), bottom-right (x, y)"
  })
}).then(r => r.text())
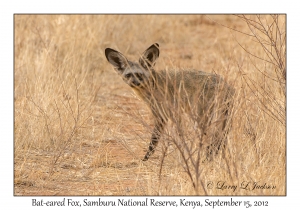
top-left (207, 181), bottom-right (213, 189)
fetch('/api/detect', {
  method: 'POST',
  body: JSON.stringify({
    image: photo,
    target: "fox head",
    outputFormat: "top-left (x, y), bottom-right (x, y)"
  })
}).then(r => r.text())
top-left (105, 43), bottom-right (159, 88)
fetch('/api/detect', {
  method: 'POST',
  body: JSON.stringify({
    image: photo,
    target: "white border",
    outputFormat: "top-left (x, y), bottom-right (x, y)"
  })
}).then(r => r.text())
top-left (2, 0), bottom-right (298, 209)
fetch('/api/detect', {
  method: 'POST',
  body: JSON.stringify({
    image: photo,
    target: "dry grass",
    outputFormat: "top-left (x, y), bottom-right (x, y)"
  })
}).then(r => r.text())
top-left (14, 14), bottom-right (286, 195)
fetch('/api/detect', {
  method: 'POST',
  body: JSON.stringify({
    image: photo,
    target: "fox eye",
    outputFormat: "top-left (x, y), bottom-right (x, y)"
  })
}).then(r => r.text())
top-left (124, 73), bottom-right (132, 79)
top-left (135, 73), bottom-right (143, 80)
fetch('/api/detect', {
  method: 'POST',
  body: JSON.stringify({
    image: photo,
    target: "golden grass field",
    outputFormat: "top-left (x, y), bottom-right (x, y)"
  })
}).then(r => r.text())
top-left (14, 14), bottom-right (286, 195)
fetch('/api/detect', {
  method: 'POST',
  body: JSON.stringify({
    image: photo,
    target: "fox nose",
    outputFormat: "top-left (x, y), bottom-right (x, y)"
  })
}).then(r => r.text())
top-left (132, 80), bottom-right (140, 86)
top-left (127, 78), bottom-right (140, 87)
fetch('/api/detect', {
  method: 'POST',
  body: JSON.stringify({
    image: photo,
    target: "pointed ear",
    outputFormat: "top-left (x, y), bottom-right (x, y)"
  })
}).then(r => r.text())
top-left (105, 48), bottom-right (128, 73)
top-left (139, 43), bottom-right (159, 69)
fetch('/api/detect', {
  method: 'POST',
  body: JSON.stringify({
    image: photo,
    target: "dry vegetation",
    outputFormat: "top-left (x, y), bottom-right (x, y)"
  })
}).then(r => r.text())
top-left (14, 15), bottom-right (286, 195)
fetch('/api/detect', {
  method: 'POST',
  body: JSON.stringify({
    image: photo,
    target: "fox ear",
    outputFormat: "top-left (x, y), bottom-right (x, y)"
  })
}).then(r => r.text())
top-left (139, 43), bottom-right (159, 69)
top-left (105, 48), bottom-right (128, 73)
